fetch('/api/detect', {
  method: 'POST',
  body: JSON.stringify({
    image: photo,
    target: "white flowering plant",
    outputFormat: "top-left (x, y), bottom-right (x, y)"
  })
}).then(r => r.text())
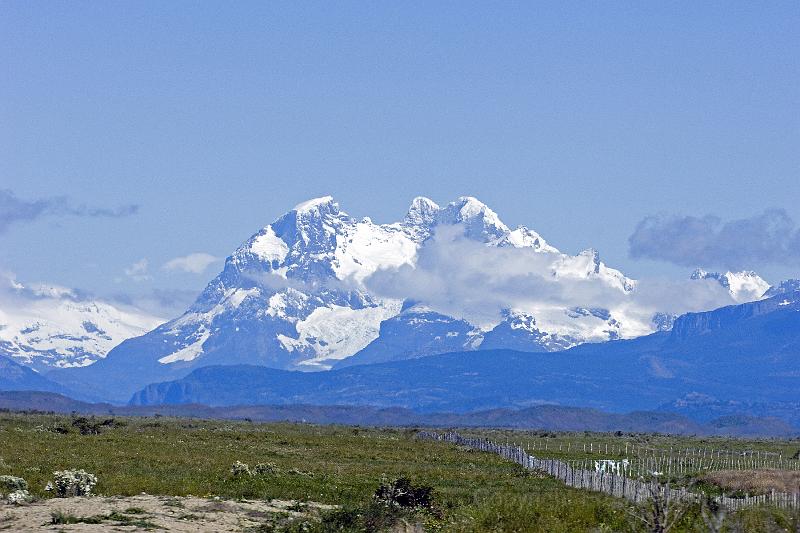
top-left (0, 475), bottom-right (28, 493)
top-left (231, 461), bottom-right (280, 477)
top-left (230, 461), bottom-right (251, 476)
top-left (253, 462), bottom-right (278, 475)
top-left (6, 489), bottom-right (32, 504)
top-left (46, 469), bottom-right (98, 497)
top-left (0, 476), bottom-right (32, 504)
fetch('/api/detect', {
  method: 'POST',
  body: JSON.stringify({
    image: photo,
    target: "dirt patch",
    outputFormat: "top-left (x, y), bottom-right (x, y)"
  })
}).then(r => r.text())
top-left (0, 494), bottom-right (335, 531)
top-left (703, 469), bottom-right (800, 495)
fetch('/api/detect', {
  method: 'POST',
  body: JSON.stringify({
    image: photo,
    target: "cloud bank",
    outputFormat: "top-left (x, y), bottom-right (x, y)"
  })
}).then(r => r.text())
top-left (629, 209), bottom-right (800, 269)
top-left (365, 227), bottom-right (737, 329)
top-left (0, 189), bottom-right (138, 233)
top-left (0, 271), bottom-right (168, 321)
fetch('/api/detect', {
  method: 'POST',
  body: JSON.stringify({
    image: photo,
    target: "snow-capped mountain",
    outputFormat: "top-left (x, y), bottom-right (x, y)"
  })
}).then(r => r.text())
top-left (0, 277), bottom-right (164, 371)
top-left (121, 196), bottom-right (641, 368)
top-left (690, 269), bottom-right (770, 303)
top-left (52, 195), bottom-right (736, 401)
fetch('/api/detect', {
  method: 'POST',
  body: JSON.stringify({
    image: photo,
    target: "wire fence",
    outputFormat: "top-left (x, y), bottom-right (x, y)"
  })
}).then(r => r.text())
top-left (506, 437), bottom-right (800, 476)
top-left (418, 431), bottom-right (800, 511)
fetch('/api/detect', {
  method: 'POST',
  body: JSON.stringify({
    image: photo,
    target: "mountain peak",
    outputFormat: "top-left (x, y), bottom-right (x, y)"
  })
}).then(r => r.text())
top-left (690, 269), bottom-right (770, 303)
top-left (404, 196), bottom-right (441, 227)
top-left (439, 196), bottom-right (509, 241)
top-left (292, 196), bottom-right (338, 214)
top-left (578, 248), bottom-right (601, 273)
top-left (451, 196), bottom-right (499, 219)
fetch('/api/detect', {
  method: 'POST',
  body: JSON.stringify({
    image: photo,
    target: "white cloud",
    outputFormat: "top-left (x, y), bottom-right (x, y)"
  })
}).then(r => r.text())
top-left (162, 252), bottom-right (219, 274)
top-left (124, 258), bottom-right (151, 282)
top-left (364, 227), bottom-right (738, 330)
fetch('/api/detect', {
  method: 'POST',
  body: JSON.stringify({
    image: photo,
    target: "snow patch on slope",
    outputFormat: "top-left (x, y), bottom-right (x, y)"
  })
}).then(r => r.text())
top-left (249, 227), bottom-right (289, 263)
top-left (158, 327), bottom-right (210, 364)
top-left (333, 222), bottom-right (418, 282)
top-left (279, 300), bottom-right (403, 369)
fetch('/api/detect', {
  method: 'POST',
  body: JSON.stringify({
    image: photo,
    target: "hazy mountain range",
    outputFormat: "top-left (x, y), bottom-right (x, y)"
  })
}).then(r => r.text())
top-left (128, 290), bottom-right (800, 424)
top-left (0, 196), bottom-right (797, 433)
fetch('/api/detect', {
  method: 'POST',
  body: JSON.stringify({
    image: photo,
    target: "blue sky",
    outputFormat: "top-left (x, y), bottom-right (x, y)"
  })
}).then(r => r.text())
top-left (1, 1), bottom-right (798, 316)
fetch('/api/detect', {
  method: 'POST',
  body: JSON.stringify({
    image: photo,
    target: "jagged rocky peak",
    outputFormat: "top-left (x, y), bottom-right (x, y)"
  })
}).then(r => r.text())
top-left (690, 268), bottom-right (770, 303)
top-left (501, 226), bottom-right (559, 252)
top-left (691, 268), bottom-right (727, 286)
top-left (293, 195), bottom-right (337, 212)
top-left (549, 247), bottom-right (635, 292)
top-left (763, 279), bottom-right (800, 298)
top-left (651, 312), bottom-right (677, 332)
top-left (280, 195), bottom-right (350, 246)
top-left (405, 195), bottom-right (557, 251)
top-left (581, 248), bottom-right (602, 274)
top-left (404, 196), bottom-right (441, 226)
top-left (438, 196), bottom-right (510, 242)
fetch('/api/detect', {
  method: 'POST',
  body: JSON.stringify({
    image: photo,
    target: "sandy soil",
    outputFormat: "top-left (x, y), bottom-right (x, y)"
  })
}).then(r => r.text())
top-left (0, 494), bottom-right (336, 532)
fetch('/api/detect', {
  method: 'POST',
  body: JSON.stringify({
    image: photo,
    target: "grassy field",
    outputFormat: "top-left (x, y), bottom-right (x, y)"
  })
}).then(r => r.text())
top-left (461, 428), bottom-right (800, 489)
top-left (0, 412), bottom-right (798, 532)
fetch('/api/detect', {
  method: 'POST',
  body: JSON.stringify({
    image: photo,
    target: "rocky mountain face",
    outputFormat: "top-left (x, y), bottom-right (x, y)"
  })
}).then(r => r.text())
top-left (0, 355), bottom-right (72, 395)
top-left (763, 279), bottom-right (800, 298)
top-left (670, 290), bottom-right (800, 340)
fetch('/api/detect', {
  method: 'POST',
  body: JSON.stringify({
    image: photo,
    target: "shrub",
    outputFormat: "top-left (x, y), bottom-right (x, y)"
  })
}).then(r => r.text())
top-left (253, 462), bottom-right (279, 476)
top-left (71, 416), bottom-right (116, 436)
top-left (0, 475), bottom-right (28, 492)
top-left (374, 477), bottom-right (433, 509)
top-left (321, 503), bottom-right (408, 532)
top-left (6, 489), bottom-right (32, 504)
top-left (46, 469), bottom-right (98, 497)
top-left (231, 461), bottom-right (280, 477)
top-left (230, 461), bottom-right (251, 476)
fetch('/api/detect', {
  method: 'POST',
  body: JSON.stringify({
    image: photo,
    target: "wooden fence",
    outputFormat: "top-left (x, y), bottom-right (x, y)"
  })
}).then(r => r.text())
top-left (418, 431), bottom-right (800, 511)
top-left (518, 438), bottom-right (800, 474)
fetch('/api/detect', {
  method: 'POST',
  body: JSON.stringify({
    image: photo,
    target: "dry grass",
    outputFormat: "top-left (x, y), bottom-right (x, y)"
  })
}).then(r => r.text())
top-left (703, 469), bottom-right (800, 494)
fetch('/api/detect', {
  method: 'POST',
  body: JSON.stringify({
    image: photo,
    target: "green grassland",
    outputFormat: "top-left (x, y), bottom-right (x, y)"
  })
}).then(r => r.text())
top-left (461, 428), bottom-right (800, 462)
top-left (0, 412), bottom-right (798, 532)
top-left (461, 428), bottom-right (800, 492)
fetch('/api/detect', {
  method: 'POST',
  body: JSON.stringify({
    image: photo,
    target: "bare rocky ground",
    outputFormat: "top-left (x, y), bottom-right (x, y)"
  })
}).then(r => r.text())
top-left (0, 494), bottom-right (336, 532)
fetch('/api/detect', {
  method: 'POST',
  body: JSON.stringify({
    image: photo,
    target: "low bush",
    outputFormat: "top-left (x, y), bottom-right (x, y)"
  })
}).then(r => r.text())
top-left (230, 461), bottom-right (251, 476)
top-left (0, 475), bottom-right (27, 492)
top-left (46, 469), bottom-right (98, 497)
top-left (231, 461), bottom-right (281, 477)
top-left (6, 489), bottom-right (32, 504)
top-left (374, 477), bottom-right (433, 509)
top-left (0, 476), bottom-right (32, 504)
top-left (71, 416), bottom-right (118, 436)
